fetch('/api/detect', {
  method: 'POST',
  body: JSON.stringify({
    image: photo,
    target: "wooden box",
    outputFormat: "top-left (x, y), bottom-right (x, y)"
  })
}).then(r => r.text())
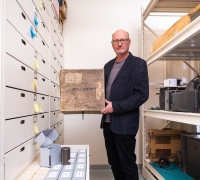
top-left (148, 129), bottom-right (186, 162)
top-left (151, 4), bottom-right (200, 53)
top-left (60, 69), bottom-right (105, 113)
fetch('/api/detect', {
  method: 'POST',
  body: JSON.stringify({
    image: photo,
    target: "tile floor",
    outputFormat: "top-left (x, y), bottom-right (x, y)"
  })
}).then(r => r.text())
top-left (90, 169), bottom-right (145, 180)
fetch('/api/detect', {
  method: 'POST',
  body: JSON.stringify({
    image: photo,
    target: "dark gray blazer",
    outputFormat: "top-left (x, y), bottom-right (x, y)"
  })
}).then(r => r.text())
top-left (100, 52), bottom-right (149, 135)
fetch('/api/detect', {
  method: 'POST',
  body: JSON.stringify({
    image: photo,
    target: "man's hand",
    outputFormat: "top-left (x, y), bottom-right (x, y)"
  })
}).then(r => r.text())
top-left (101, 99), bottom-right (114, 114)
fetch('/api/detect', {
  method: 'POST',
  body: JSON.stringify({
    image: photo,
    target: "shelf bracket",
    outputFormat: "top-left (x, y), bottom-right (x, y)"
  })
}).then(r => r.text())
top-left (143, 22), bottom-right (159, 38)
top-left (183, 60), bottom-right (200, 76)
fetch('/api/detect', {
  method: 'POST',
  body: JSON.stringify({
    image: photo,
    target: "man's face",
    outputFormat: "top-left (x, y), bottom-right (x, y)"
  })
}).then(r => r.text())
top-left (111, 30), bottom-right (131, 55)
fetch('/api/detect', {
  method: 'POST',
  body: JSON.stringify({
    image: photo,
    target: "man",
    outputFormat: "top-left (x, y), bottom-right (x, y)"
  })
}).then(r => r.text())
top-left (101, 29), bottom-right (149, 180)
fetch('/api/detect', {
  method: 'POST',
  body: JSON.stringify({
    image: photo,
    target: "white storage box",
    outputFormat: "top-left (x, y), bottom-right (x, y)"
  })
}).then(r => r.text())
top-left (35, 129), bottom-right (61, 167)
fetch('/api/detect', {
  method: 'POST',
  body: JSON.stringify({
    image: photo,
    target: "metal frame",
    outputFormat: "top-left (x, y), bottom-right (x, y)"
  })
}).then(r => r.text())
top-left (141, 1), bottom-right (200, 179)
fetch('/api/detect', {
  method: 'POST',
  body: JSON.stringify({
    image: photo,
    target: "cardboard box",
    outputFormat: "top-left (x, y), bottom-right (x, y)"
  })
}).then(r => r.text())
top-left (151, 4), bottom-right (200, 53)
top-left (60, 69), bottom-right (105, 113)
top-left (35, 129), bottom-right (61, 167)
top-left (59, 0), bottom-right (67, 19)
top-left (148, 129), bottom-right (186, 162)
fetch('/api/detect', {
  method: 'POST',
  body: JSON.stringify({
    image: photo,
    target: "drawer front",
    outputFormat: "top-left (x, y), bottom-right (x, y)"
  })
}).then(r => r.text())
top-left (32, 0), bottom-right (49, 30)
top-left (50, 97), bottom-right (60, 111)
top-left (43, 0), bottom-right (50, 15)
top-left (50, 21), bottom-right (59, 46)
top-left (56, 120), bottom-right (64, 134)
top-left (5, 55), bottom-right (49, 95)
top-left (55, 131), bottom-right (64, 144)
top-left (50, 66), bottom-right (60, 86)
top-left (58, 111), bottom-right (64, 122)
top-left (50, 111), bottom-right (63, 126)
top-left (5, 88), bottom-right (49, 119)
top-left (50, 51), bottom-right (60, 73)
top-left (50, 36), bottom-right (59, 60)
top-left (58, 31), bottom-right (64, 48)
top-left (4, 113), bottom-right (49, 153)
top-left (50, 82), bottom-right (60, 98)
top-left (6, 0), bottom-right (49, 61)
top-left (5, 138), bottom-right (39, 180)
top-left (5, 22), bottom-right (49, 78)
top-left (17, 0), bottom-right (49, 46)
top-left (58, 37), bottom-right (64, 56)
top-left (50, 5), bottom-right (59, 33)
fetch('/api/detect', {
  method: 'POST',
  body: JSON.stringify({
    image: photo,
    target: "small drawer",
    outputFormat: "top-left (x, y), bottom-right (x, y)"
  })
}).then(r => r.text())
top-left (50, 51), bottom-right (60, 73)
top-left (50, 97), bottom-right (60, 111)
top-left (5, 137), bottom-right (39, 180)
top-left (5, 54), bottom-right (49, 95)
top-left (5, 87), bottom-right (49, 119)
top-left (58, 37), bottom-right (64, 57)
top-left (43, 0), bottom-right (50, 15)
top-left (50, 111), bottom-right (63, 126)
top-left (50, 21), bottom-right (59, 46)
top-left (50, 36), bottom-right (59, 60)
top-left (36, 53), bottom-right (49, 78)
top-left (50, 82), bottom-right (60, 98)
top-left (56, 120), bottom-right (64, 134)
top-left (55, 131), bottom-right (64, 144)
top-left (32, 0), bottom-right (49, 30)
top-left (50, 66), bottom-right (60, 86)
top-left (4, 113), bottom-right (49, 153)
top-left (6, 0), bottom-right (48, 61)
top-left (50, 5), bottom-right (59, 33)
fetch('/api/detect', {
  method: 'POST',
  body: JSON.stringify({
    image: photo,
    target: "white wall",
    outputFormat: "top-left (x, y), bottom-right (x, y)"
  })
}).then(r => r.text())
top-left (62, 0), bottom-right (183, 165)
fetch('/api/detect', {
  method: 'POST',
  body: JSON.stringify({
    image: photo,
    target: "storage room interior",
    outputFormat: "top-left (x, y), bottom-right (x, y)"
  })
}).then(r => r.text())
top-left (0, 0), bottom-right (200, 179)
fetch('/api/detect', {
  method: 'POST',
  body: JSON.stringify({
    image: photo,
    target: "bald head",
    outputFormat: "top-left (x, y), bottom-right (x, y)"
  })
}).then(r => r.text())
top-left (112, 29), bottom-right (129, 40)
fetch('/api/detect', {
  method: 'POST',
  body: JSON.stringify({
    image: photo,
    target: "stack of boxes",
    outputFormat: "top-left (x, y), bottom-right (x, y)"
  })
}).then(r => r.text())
top-left (59, 0), bottom-right (67, 32)
top-left (44, 149), bottom-right (87, 180)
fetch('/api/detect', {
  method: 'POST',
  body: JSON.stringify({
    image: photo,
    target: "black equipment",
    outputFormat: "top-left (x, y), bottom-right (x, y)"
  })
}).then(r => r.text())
top-left (159, 87), bottom-right (186, 110)
top-left (171, 90), bottom-right (200, 113)
top-left (158, 156), bottom-right (170, 168)
top-left (181, 133), bottom-right (200, 180)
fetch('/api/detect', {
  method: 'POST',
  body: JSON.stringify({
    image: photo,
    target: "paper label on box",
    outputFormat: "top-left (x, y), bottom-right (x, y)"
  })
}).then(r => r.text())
top-left (61, 172), bottom-right (72, 177)
top-left (76, 164), bottom-right (85, 169)
top-left (52, 165), bottom-right (62, 170)
top-left (63, 165), bottom-right (73, 170)
top-left (79, 154), bottom-right (86, 158)
top-left (48, 172), bottom-right (58, 178)
top-left (75, 171), bottom-right (84, 177)
top-left (70, 153), bottom-right (76, 157)
top-left (77, 159), bottom-right (85, 163)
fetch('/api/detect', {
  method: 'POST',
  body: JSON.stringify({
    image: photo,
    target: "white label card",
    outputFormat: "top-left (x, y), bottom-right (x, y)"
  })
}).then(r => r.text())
top-left (75, 171), bottom-right (84, 177)
top-left (48, 172), bottom-right (58, 178)
top-left (61, 172), bottom-right (71, 177)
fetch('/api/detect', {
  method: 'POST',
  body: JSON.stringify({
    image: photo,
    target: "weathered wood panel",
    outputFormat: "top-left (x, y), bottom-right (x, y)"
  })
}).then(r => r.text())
top-left (60, 69), bottom-right (105, 113)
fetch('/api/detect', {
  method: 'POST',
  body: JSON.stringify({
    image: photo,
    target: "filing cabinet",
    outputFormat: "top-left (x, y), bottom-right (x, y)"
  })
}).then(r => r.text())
top-left (1, 0), bottom-right (64, 178)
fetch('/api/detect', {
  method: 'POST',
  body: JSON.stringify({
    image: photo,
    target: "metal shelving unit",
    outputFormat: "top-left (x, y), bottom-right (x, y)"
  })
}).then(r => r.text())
top-left (142, 0), bottom-right (200, 179)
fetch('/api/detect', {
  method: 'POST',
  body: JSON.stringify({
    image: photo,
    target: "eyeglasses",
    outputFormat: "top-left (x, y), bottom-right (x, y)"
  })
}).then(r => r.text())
top-left (112, 39), bottom-right (129, 44)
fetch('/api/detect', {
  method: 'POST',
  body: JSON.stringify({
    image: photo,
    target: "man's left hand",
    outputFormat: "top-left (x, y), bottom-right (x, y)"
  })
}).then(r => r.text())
top-left (101, 99), bottom-right (114, 114)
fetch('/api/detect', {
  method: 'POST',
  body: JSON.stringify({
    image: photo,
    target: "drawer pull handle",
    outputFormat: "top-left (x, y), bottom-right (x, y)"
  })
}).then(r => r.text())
top-left (42, 78), bottom-right (45, 82)
top-left (42, 59), bottom-right (45, 64)
top-left (54, 71), bottom-right (56, 74)
top-left (60, 122), bottom-right (62, 125)
top-left (42, 22), bottom-right (45, 28)
top-left (41, 115), bottom-right (45, 118)
top-left (20, 147), bottom-right (25, 152)
top-left (54, 85), bottom-right (55, 87)
top-left (21, 93), bottom-right (25, 97)
top-left (21, 66), bottom-right (26, 71)
top-left (21, 12), bottom-right (26, 20)
top-left (20, 120), bottom-right (25, 124)
top-left (54, 127), bottom-right (55, 129)
top-left (21, 39), bottom-right (26, 45)
top-left (54, 113), bottom-right (55, 115)
top-left (54, 30), bottom-right (56, 33)
top-left (42, 97), bottom-right (45, 100)
top-left (54, 44), bottom-right (56, 47)
top-left (54, 99), bottom-right (56, 101)
top-left (60, 134), bottom-right (62, 136)
top-left (42, 41), bottom-right (45, 46)
top-left (54, 57), bottom-right (56, 60)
